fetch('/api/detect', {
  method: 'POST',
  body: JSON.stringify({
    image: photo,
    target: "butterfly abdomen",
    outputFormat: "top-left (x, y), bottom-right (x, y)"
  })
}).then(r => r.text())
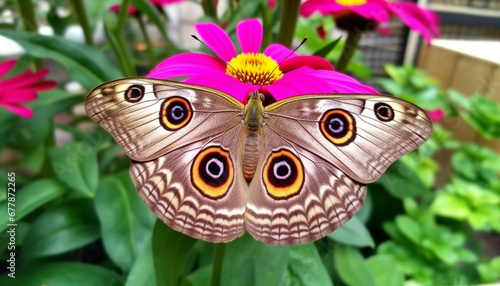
top-left (241, 93), bottom-right (265, 182)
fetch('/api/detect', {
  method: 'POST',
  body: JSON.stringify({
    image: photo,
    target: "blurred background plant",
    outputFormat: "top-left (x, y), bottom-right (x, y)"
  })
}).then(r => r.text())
top-left (0, 0), bottom-right (499, 285)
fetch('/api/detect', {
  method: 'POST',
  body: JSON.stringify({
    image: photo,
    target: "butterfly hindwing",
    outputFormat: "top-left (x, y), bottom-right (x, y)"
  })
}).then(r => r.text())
top-left (245, 126), bottom-right (366, 245)
top-left (130, 125), bottom-right (248, 243)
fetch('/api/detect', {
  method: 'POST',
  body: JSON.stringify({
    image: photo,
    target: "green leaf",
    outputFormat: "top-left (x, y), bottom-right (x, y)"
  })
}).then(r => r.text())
top-left (431, 192), bottom-right (470, 220)
top-left (132, 0), bottom-right (167, 39)
top-left (22, 199), bottom-right (100, 258)
top-left (377, 159), bottom-right (431, 198)
top-left (95, 172), bottom-right (156, 271)
top-left (367, 255), bottom-right (404, 286)
top-left (287, 243), bottom-right (333, 286)
top-left (186, 265), bottom-right (212, 286)
top-left (222, 234), bottom-right (288, 286)
top-left (394, 215), bottom-right (422, 245)
top-left (0, 179), bottom-right (66, 232)
top-left (126, 237), bottom-right (157, 286)
top-left (0, 29), bottom-right (122, 90)
top-left (152, 219), bottom-right (197, 286)
top-left (0, 262), bottom-right (121, 285)
top-left (328, 215), bottom-right (374, 247)
top-left (48, 142), bottom-right (99, 197)
top-left (334, 244), bottom-right (375, 286)
top-left (314, 37), bottom-right (341, 58)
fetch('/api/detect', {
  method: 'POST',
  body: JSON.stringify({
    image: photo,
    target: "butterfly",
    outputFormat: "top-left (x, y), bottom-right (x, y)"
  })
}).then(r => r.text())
top-left (85, 77), bottom-right (432, 245)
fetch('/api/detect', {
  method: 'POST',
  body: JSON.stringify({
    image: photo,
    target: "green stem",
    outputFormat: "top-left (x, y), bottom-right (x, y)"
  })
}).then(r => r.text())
top-left (277, 0), bottom-right (300, 48)
top-left (137, 16), bottom-right (155, 68)
top-left (111, 0), bottom-right (135, 76)
top-left (210, 243), bottom-right (226, 286)
top-left (261, 2), bottom-right (272, 49)
top-left (201, 0), bottom-right (217, 20)
top-left (335, 29), bottom-right (362, 73)
top-left (115, 32), bottom-right (136, 76)
top-left (17, 0), bottom-right (42, 70)
top-left (116, 0), bottom-right (132, 33)
top-left (70, 0), bottom-right (93, 45)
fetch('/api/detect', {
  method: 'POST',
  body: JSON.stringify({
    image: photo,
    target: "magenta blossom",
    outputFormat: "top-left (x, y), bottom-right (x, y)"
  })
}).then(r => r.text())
top-left (147, 19), bottom-right (377, 103)
top-left (301, 0), bottom-right (439, 44)
top-left (427, 108), bottom-right (444, 122)
top-left (0, 59), bottom-right (56, 118)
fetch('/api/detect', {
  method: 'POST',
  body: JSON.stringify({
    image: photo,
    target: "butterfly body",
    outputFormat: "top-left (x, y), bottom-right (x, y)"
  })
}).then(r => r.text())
top-left (241, 93), bottom-right (264, 182)
top-left (85, 77), bottom-right (432, 245)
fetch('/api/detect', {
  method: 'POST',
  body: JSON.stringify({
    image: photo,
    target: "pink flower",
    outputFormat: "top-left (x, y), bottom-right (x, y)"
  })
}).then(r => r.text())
top-left (109, 0), bottom-right (183, 16)
top-left (300, 0), bottom-right (439, 44)
top-left (427, 108), bottom-right (444, 121)
top-left (0, 59), bottom-right (56, 118)
top-left (147, 19), bottom-right (377, 103)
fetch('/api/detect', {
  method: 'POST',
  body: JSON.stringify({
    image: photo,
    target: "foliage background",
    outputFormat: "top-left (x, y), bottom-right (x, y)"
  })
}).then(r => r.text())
top-left (0, 0), bottom-right (499, 285)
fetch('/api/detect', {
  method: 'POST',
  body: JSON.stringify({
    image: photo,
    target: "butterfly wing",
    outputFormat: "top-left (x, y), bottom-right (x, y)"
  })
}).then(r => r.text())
top-left (244, 94), bottom-right (431, 245)
top-left (263, 94), bottom-right (432, 183)
top-left (245, 127), bottom-right (366, 245)
top-left (85, 77), bottom-right (248, 243)
top-left (130, 125), bottom-right (248, 243)
top-left (84, 77), bottom-right (245, 161)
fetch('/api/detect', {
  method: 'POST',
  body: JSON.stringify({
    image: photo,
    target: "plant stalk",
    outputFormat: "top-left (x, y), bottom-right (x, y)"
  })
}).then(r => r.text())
top-left (277, 0), bottom-right (300, 48)
top-left (210, 243), bottom-right (226, 286)
top-left (137, 16), bottom-right (155, 68)
top-left (335, 29), bottom-right (362, 73)
top-left (17, 0), bottom-right (42, 70)
top-left (112, 0), bottom-right (136, 76)
top-left (70, 0), bottom-right (93, 45)
top-left (201, 0), bottom-right (217, 20)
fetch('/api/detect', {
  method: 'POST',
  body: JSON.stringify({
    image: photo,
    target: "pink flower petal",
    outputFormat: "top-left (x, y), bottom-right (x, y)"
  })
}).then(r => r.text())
top-left (0, 68), bottom-right (50, 89)
top-left (268, 0), bottom-right (276, 9)
top-left (0, 59), bottom-right (16, 78)
top-left (237, 19), bottom-right (263, 54)
top-left (309, 70), bottom-right (379, 93)
top-left (388, 2), bottom-right (438, 44)
top-left (266, 68), bottom-right (334, 100)
top-left (263, 44), bottom-right (298, 63)
top-left (147, 53), bottom-right (226, 79)
top-left (427, 108), bottom-right (444, 121)
top-left (300, 0), bottom-right (345, 17)
top-left (195, 22), bottom-right (237, 62)
top-left (184, 72), bottom-right (250, 102)
top-left (0, 90), bottom-right (38, 103)
top-left (0, 103), bottom-right (33, 118)
top-left (280, 55), bottom-right (334, 72)
top-left (350, 1), bottom-right (391, 23)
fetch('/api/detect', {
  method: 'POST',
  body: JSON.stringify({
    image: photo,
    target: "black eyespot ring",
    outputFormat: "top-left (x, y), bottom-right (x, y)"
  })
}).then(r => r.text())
top-left (160, 96), bottom-right (193, 131)
top-left (191, 146), bottom-right (233, 199)
top-left (319, 109), bottom-right (356, 146)
top-left (263, 149), bottom-right (304, 200)
top-left (124, 85), bottom-right (145, 103)
top-left (374, 103), bottom-right (394, 122)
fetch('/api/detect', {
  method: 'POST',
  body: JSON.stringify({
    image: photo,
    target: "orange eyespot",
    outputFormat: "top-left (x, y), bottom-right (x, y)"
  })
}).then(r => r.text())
top-left (125, 85), bottom-right (145, 103)
top-left (160, 97), bottom-right (193, 131)
top-left (191, 146), bottom-right (234, 199)
top-left (262, 149), bottom-right (304, 199)
top-left (319, 109), bottom-right (356, 146)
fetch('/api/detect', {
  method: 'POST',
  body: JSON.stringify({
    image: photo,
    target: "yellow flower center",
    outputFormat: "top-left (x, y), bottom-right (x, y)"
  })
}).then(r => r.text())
top-left (226, 53), bottom-right (283, 86)
top-left (336, 0), bottom-right (367, 6)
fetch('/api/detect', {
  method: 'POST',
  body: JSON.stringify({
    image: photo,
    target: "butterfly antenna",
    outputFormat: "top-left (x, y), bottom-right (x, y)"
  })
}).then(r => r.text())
top-left (256, 37), bottom-right (308, 93)
top-left (191, 35), bottom-right (254, 91)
